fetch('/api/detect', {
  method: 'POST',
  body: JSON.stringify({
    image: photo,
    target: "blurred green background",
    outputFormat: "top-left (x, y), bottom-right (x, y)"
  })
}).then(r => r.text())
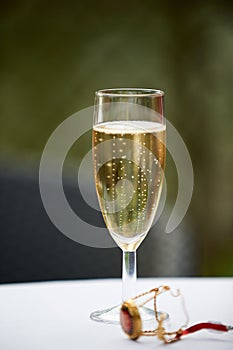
top-left (0, 0), bottom-right (232, 276)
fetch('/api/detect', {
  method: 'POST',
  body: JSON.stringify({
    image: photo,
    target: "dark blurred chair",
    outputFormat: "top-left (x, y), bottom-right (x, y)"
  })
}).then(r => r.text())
top-left (0, 163), bottom-right (198, 284)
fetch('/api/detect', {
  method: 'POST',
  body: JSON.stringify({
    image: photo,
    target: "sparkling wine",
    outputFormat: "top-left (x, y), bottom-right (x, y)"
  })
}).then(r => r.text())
top-left (93, 120), bottom-right (166, 251)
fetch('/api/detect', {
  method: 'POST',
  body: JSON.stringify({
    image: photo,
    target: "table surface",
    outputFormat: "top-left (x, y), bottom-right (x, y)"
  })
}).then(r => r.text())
top-left (0, 278), bottom-right (232, 350)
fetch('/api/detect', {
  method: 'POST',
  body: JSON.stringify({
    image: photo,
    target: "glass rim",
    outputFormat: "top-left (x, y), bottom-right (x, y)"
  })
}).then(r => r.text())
top-left (95, 88), bottom-right (164, 98)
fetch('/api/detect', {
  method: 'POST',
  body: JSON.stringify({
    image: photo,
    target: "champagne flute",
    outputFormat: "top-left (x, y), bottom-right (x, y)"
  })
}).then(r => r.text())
top-left (90, 88), bottom-right (166, 324)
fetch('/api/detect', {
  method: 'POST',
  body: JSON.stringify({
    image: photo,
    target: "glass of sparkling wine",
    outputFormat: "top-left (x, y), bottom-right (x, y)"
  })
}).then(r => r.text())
top-left (90, 88), bottom-right (166, 324)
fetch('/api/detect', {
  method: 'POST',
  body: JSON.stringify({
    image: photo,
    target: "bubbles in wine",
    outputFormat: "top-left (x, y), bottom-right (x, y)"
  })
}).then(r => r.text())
top-left (93, 121), bottom-right (166, 251)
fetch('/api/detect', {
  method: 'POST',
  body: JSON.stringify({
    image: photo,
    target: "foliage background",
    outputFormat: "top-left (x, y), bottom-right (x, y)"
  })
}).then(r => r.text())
top-left (1, 0), bottom-right (232, 276)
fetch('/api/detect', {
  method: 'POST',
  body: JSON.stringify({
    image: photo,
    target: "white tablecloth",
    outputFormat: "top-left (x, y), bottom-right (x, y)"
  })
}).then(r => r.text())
top-left (0, 278), bottom-right (232, 349)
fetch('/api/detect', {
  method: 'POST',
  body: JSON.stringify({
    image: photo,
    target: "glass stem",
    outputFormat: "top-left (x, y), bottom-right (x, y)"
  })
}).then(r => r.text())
top-left (122, 250), bottom-right (136, 302)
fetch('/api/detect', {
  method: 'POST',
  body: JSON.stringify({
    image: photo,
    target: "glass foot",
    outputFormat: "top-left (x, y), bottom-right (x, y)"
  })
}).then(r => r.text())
top-left (90, 304), bottom-right (168, 326)
top-left (90, 304), bottom-right (120, 325)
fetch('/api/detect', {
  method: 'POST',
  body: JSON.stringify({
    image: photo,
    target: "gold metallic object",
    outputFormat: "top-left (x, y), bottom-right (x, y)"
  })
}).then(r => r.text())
top-left (120, 285), bottom-right (233, 344)
top-left (120, 285), bottom-right (187, 343)
top-left (120, 300), bottom-right (142, 340)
